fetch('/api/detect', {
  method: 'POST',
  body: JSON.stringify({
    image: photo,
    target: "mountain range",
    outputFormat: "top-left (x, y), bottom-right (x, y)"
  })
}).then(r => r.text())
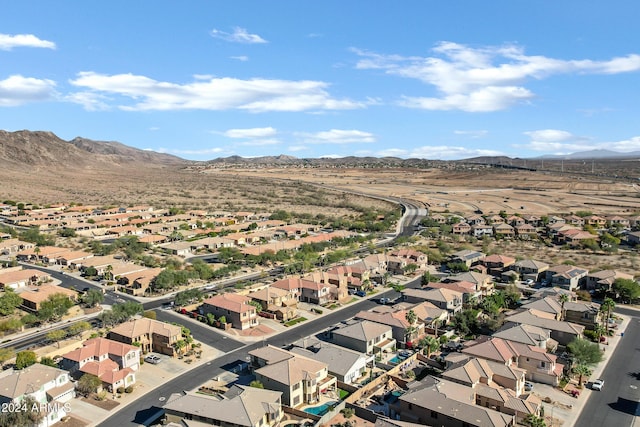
top-left (1, 130), bottom-right (638, 170)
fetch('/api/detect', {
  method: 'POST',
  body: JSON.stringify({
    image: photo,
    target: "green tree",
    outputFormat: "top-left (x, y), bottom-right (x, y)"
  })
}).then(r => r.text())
top-left (15, 350), bottom-right (37, 369)
top-left (600, 297), bottom-right (615, 334)
top-left (572, 363), bottom-right (592, 387)
top-left (77, 373), bottom-right (102, 395)
top-left (143, 310), bottom-right (157, 320)
top-left (0, 347), bottom-right (15, 366)
top-left (568, 338), bottom-right (603, 365)
top-left (524, 414), bottom-right (547, 427)
top-left (38, 293), bottom-right (74, 323)
top-left (0, 395), bottom-right (44, 427)
top-left (612, 278), bottom-right (640, 302)
top-left (39, 356), bottom-right (58, 367)
top-left (419, 336), bottom-right (439, 358)
top-left (46, 329), bottom-right (67, 348)
top-left (0, 288), bottom-right (23, 316)
top-left (66, 321), bottom-right (91, 338)
top-left (83, 266), bottom-right (98, 277)
top-left (82, 289), bottom-right (104, 307)
top-left (559, 293), bottom-right (569, 321)
top-left (249, 380), bottom-right (264, 389)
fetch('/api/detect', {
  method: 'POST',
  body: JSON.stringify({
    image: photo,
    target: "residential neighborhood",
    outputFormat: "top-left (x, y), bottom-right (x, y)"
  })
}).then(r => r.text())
top-left (0, 200), bottom-right (638, 427)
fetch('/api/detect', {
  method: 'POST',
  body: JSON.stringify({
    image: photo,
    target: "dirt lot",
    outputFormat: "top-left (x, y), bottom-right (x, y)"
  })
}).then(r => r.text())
top-left (208, 167), bottom-right (640, 217)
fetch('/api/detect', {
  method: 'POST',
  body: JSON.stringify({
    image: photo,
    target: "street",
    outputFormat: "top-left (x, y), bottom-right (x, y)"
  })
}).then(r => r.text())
top-left (573, 306), bottom-right (640, 427)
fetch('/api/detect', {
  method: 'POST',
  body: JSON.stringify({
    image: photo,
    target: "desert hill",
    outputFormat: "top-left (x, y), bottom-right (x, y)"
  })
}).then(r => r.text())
top-left (0, 130), bottom-right (185, 169)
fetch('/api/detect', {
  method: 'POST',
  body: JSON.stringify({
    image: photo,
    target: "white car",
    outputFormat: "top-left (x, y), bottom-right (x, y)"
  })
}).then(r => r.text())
top-left (592, 379), bottom-right (604, 391)
top-left (144, 355), bottom-right (162, 364)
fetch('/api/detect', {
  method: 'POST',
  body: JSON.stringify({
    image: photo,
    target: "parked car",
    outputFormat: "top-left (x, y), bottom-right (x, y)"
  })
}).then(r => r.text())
top-left (524, 381), bottom-right (534, 391)
top-left (144, 354), bottom-right (162, 364)
top-left (592, 379), bottom-right (604, 391)
top-left (379, 297), bottom-right (391, 305)
top-left (355, 290), bottom-right (367, 297)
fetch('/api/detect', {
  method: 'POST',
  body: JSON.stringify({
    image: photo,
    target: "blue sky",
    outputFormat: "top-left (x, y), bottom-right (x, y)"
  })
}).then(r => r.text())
top-left (2, 1), bottom-right (640, 160)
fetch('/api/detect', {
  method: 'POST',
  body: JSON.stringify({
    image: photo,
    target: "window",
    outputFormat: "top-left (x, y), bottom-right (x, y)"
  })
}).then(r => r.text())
top-left (292, 382), bottom-right (300, 391)
top-left (540, 361), bottom-right (546, 368)
top-left (293, 396), bottom-right (300, 406)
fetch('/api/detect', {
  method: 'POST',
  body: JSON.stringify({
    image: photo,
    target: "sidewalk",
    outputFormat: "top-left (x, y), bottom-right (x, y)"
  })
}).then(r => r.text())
top-left (527, 314), bottom-right (631, 427)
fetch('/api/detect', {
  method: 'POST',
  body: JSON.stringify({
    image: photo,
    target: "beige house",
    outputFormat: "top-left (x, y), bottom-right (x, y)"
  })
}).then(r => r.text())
top-left (391, 376), bottom-right (515, 427)
top-left (202, 293), bottom-right (258, 330)
top-left (163, 385), bottom-right (283, 427)
top-left (18, 284), bottom-right (77, 311)
top-left (118, 267), bottom-right (163, 296)
top-left (249, 286), bottom-right (298, 321)
top-left (0, 268), bottom-right (50, 289)
top-left (504, 309), bottom-right (584, 346)
top-left (331, 320), bottom-right (396, 355)
top-left (249, 345), bottom-right (336, 408)
top-left (462, 337), bottom-right (563, 386)
top-left (442, 356), bottom-right (527, 396)
top-left (402, 287), bottom-right (463, 314)
top-left (107, 317), bottom-right (182, 356)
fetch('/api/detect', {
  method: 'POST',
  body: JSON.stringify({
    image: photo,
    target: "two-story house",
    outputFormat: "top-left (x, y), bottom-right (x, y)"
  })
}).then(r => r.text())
top-left (545, 265), bottom-right (588, 291)
top-left (249, 346), bottom-right (336, 408)
top-left (331, 319), bottom-right (396, 355)
top-left (249, 286), bottom-right (298, 321)
top-left (0, 365), bottom-right (75, 427)
top-left (504, 309), bottom-right (584, 346)
top-left (60, 337), bottom-right (139, 392)
top-left (354, 307), bottom-right (425, 348)
top-left (163, 386), bottom-right (283, 427)
top-left (462, 337), bottom-right (563, 386)
top-left (402, 288), bottom-right (463, 314)
top-left (512, 259), bottom-right (549, 283)
top-left (107, 317), bottom-right (182, 356)
top-left (201, 293), bottom-right (258, 330)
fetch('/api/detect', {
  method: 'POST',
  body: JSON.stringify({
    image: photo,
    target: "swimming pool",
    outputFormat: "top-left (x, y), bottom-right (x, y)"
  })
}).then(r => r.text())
top-left (304, 401), bottom-right (337, 416)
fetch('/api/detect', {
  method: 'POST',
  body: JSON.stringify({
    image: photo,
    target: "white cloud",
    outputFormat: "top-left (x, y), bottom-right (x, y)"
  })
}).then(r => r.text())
top-left (454, 130), bottom-right (488, 138)
top-left (69, 72), bottom-right (364, 112)
top-left (0, 33), bottom-right (56, 50)
top-left (353, 42), bottom-right (640, 112)
top-left (65, 91), bottom-right (110, 111)
top-left (0, 74), bottom-right (57, 106)
top-left (522, 129), bottom-right (640, 153)
top-left (210, 27), bottom-right (267, 44)
top-left (299, 129), bottom-right (376, 144)
top-left (224, 127), bottom-right (277, 139)
top-left (231, 55), bottom-right (249, 61)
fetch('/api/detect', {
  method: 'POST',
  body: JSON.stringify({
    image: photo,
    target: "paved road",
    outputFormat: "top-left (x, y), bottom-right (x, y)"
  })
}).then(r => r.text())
top-left (97, 296), bottom-right (382, 427)
top-left (153, 309), bottom-right (245, 353)
top-left (573, 306), bottom-right (640, 427)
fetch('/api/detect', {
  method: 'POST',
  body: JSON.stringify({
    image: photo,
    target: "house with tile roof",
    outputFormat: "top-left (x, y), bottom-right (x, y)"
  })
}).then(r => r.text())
top-left (461, 337), bottom-right (563, 386)
top-left (249, 286), bottom-right (298, 321)
top-left (289, 339), bottom-right (373, 385)
top-left (504, 309), bottom-right (584, 346)
top-left (544, 265), bottom-right (588, 291)
top-left (493, 324), bottom-right (557, 353)
top-left (512, 259), bottom-right (549, 283)
top-left (331, 319), bottom-right (396, 355)
top-left (390, 376), bottom-right (516, 427)
top-left (584, 269), bottom-right (634, 291)
top-left (163, 385), bottom-right (283, 427)
top-left (402, 288), bottom-right (463, 314)
top-left (0, 268), bottom-right (50, 289)
top-left (18, 284), bottom-right (78, 311)
top-left (249, 346), bottom-right (336, 408)
top-left (201, 293), bottom-right (258, 330)
top-left (107, 317), bottom-right (182, 356)
top-left (354, 308), bottom-right (424, 348)
top-left (60, 337), bottom-right (139, 392)
top-left (442, 356), bottom-right (527, 396)
top-left (0, 365), bottom-right (74, 427)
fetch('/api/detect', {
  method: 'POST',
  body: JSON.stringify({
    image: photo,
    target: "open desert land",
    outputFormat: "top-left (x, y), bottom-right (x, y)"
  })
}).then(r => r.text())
top-left (205, 166), bottom-right (640, 217)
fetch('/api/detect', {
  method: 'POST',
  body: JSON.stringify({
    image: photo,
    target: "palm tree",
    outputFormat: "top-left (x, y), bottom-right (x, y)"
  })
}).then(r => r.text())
top-left (600, 297), bottom-right (615, 334)
top-left (573, 363), bottom-right (592, 387)
top-left (559, 294), bottom-right (569, 321)
top-left (419, 336), bottom-right (439, 358)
